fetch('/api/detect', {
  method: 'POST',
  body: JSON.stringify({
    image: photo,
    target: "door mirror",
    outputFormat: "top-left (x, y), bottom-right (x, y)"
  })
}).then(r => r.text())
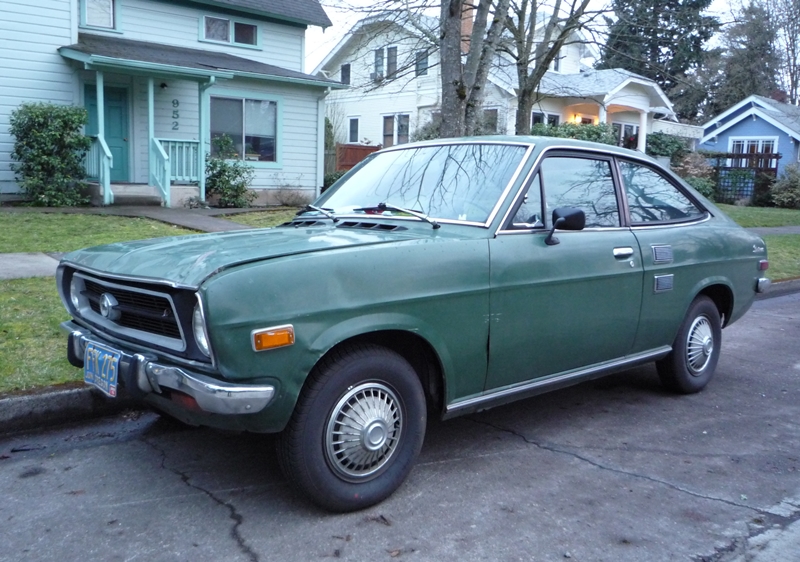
top-left (545, 207), bottom-right (585, 246)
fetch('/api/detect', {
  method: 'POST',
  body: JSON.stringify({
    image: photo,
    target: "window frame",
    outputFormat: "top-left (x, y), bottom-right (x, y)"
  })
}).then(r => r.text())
top-left (81, 0), bottom-right (121, 31)
top-left (727, 136), bottom-right (779, 168)
top-left (415, 50), bottom-right (429, 76)
top-left (531, 111), bottom-right (560, 128)
top-left (348, 117), bottom-right (359, 143)
top-left (340, 64), bottom-right (351, 85)
top-left (209, 91), bottom-right (282, 169)
top-left (200, 15), bottom-right (260, 49)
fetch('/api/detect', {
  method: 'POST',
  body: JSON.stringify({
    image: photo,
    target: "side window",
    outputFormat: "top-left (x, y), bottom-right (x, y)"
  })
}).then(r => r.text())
top-left (510, 173), bottom-right (543, 228)
top-left (540, 156), bottom-right (619, 228)
top-left (619, 161), bottom-right (704, 224)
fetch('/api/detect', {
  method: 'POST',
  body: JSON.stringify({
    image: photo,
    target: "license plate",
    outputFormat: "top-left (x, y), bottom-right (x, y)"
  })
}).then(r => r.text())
top-left (84, 342), bottom-right (120, 398)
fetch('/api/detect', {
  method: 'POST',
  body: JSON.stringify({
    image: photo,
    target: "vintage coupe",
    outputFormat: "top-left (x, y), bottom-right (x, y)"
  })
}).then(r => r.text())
top-left (58, 137), bottom-right (770, 511)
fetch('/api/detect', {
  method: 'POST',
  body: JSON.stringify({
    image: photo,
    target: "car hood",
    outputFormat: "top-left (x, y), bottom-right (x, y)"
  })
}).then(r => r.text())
top-left (61, 224), bottom-right (425, 288)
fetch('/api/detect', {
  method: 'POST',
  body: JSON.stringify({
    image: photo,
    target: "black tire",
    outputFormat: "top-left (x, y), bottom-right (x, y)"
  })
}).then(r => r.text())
top-left (278, 343), bottom-right (427, 512)
top-left (656, 295), bottom-right (722, 394)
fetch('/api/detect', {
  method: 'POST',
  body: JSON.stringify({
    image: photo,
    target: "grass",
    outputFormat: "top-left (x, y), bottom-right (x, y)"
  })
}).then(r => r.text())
top-left (717, 204), bottom-right (800, 228)
top-left (224, 207), bottom-right (299, 228)
top-left (0, 278), bottom-right (81, 395)
top-left (762, 235), bottom-right (800, 281)
top-left (0, 213), bottom-right (196, 253)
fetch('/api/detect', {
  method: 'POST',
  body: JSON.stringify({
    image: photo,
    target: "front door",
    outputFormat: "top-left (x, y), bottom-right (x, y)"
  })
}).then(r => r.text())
top-left (486, 153), bottom-right (644, 390)
top-left (85, 85), bottom-right (129, 182)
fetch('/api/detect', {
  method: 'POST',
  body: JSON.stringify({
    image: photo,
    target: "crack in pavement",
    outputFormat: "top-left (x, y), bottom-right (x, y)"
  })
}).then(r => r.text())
top-left (466, 416), bottom-right (776, 515)
top-left (142, 438), bottom-right (259, 562)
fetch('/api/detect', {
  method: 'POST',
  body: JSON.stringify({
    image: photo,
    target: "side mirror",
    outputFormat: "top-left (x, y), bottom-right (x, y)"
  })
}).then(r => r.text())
top-left (544, 207), bottom-right (585, 246)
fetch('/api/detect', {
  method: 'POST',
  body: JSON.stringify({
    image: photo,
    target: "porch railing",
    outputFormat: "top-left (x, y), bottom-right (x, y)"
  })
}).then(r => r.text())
top-left (159, 139), bottom-right (200, 183)
top-left (85, 135), bottom-right (114, 205)
top-left (150, 138), bottom-right (170, 206)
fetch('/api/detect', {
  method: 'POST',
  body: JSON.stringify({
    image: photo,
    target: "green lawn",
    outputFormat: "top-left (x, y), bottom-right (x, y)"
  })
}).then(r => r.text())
top-left (717, 204), bottom-right (800, 228)
top-left (0, 277), bottom-right (81, 394)
top-left (762, 235), bottom-right (800, 281)
top-left (0, 213), bottom-right (196, 253)
top-left (224, 207), bottom-right (299, 228)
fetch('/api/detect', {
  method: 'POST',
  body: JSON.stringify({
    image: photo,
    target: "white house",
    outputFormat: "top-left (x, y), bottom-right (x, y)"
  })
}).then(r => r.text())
top-left (314, 11), bottom-right (701, 152)
top-left (0, 0), bottom-right (342, 206)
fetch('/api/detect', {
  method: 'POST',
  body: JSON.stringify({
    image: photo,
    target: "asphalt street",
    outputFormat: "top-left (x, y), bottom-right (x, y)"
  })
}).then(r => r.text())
top-left (1, 293), bottom-right (798, 562)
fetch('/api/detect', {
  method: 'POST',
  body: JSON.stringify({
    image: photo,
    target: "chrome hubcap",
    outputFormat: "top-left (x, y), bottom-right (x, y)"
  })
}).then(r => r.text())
top-left (686, 315), bottom-right (714, 375)
top-left (325, 382), bottom-right (402, 481)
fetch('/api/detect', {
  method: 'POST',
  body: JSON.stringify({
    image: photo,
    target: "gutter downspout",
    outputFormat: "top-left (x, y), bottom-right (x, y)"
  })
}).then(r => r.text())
top-left (316, 86), bottom-right (331, 199)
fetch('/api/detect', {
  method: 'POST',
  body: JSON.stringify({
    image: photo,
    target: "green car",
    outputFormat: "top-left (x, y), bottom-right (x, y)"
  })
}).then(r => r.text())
top-left (57, 137), bottom-right (770, 511)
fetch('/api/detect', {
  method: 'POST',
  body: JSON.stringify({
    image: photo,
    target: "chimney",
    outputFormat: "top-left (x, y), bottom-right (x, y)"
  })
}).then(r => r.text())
top-left (461, 0), bottom-right (474, 54)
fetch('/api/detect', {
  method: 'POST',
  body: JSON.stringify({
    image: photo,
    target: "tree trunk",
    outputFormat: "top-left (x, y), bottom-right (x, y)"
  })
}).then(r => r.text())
top-left (440, 0), bottom-right (467, 138)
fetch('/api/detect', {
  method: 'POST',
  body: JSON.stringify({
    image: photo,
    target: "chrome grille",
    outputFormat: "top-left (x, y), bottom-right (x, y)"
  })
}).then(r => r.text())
top-left (83, 280), bottom-right (181, 338)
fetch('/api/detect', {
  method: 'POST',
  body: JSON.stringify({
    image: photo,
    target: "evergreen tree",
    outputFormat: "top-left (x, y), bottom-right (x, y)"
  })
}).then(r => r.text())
top-left (714, 3), bottom-right (781, 112)
top-left (597, 0), bottom-right (719, 100)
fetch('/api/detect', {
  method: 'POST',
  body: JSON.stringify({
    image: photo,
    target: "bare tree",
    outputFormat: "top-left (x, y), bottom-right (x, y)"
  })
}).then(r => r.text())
top-left (767, 0), bottom-right (800, 104)
top-left (439, 0), bottom-right (513, 137)
top-left (502, 0), bottom-right (601, 134)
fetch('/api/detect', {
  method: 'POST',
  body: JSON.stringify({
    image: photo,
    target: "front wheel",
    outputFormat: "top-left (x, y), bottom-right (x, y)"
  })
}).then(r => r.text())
top-left (656, 295), bottom-right (722, 394)
top-left (278, 344), bottom-right (426, 512)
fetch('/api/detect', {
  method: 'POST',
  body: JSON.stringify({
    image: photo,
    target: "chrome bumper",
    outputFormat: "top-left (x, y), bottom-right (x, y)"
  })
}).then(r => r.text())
top-left (63, 322), bottom-right (275, 415)
top-left (757, 277), bottom-right (771, 294)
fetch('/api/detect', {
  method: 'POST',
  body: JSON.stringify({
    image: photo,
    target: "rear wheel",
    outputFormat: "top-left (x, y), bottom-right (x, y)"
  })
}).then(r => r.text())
top-left (278, 344), bottom-right (426, 512)
top-left (657, 296), bottom-right (722, 394)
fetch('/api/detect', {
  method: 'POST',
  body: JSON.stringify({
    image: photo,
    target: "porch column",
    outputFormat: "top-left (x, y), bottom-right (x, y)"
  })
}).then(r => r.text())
top-left (147, 78), bottom-right (155, 146)
top-left (637, 110), bottom-right (648, 152)
top-left (198, 77), bottom-right (215, 201)
top-left (96, 72), bottom-right (105, 139)
top-left (598, 104), bottom-right (607, 124)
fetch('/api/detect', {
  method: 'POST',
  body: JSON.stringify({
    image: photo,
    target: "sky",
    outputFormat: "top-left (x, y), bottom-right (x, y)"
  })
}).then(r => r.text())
top-left (303, 0), bottom-right (739, 74)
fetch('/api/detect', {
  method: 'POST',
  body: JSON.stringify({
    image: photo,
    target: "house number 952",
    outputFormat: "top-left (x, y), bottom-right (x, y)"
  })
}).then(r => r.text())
top-left (172, 99), bottom-right (180, 130)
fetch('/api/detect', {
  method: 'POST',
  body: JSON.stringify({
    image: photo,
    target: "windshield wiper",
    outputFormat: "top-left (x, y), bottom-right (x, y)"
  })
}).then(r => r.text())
top-left (297, 205), bottom-right (338, 222)
top-left (356, 202), bottom-right (440, 229)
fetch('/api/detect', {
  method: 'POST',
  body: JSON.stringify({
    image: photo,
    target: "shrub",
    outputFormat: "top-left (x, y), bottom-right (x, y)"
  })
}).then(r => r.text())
top-left (9, 102), bottom-right (91, 206)
top-left (672, 151), bottom-right (715, 180)
top-left (645, 132), bottom-right (688, 163)
top-left (771, 164), bottom-right (800, 209)
top-left (684, 176), bottom-right (716, 199)
top-left (322, 170), bottom-right (347, 192)
top-left (205, 135), bottom-right (256, 208)
top-left (530, 123), bottom-right (618, 145)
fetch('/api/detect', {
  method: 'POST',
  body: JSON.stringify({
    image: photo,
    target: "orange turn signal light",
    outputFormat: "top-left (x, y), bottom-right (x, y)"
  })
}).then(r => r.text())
top-left (252, 325), bottom-right (295, 352)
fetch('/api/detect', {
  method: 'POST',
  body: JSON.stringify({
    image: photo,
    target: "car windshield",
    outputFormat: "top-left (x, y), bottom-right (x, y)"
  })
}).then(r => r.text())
top-left (319, 143), bottom-right (528, 223)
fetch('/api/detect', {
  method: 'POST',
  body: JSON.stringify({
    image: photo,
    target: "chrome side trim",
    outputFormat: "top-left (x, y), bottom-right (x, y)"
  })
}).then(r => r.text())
top-left (64, 323), bottom-right (274, 415)
top-left (444, 347), bottom-right (672, 418)
top-left (652, 245), bottom-right (674, 264)
top-left (61, 260), bottom-right (198, 290)
top-left (631, 214), bottom-right (711, 230)
top-left (654, 274), bottom-right (675, 293)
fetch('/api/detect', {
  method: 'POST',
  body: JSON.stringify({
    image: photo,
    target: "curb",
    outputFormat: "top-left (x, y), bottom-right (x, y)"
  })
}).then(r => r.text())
top-left (0, 387), bottom-right (138, 434)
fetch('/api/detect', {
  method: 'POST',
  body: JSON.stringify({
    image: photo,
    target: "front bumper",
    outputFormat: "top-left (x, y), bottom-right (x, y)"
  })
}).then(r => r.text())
top-left (63, 321), bottom-right (275, 415)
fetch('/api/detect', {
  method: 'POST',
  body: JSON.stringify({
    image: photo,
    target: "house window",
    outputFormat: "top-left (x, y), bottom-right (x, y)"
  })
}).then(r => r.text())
top-left (483, 109), bottom-right (499, 133)
top-left (340, 64), bottom-right (351, 85)
top-left (550, 49), bottom-right (561, 72)
top-left (374, 49), bottom-right (385, 79)
top-left (613, 123), bottom-right (639, 149)
top-left (730, 138), bottom-right (778, 168)
top-left (580, 117), bottom-right (594, 125)
top-left (204, 16), bottom-right (258, 46)
top-left (383, 116), bottom-right (394, 147)
top-left (397, 115), bottom-right (409, 144)
top-left (210, 96), bottom-right (277, 162)
top-left (349, 118), bottom-right (359, 143)
top-left (415, 50), bottom-right (428, 76)
top-left (85, 0), bottom-right (115, 28)
top-left (531, 112), bottom-right (560, 128)
top-left (387, 47), bottom-right (398, 78)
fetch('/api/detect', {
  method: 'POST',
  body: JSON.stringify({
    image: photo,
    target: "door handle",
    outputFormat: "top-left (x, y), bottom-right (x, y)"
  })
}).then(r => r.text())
top-left (613, 247), bottom-right (634, 259)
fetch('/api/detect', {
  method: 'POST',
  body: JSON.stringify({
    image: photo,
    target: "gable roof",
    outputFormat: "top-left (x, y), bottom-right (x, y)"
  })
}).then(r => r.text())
top-left (700, 95), bottom-right (800, 144)
top-left (184, 0), bottom-right (331, 28)
top-left (60, 34), bottom-right (343, 88)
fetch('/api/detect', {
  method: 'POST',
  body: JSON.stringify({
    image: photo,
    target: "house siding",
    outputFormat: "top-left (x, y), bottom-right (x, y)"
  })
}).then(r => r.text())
top-left (700, 116), bottom-right (797, 176)
top-left (0, 0), bottom-right (78, 195)
top-left (110, 0), bottom-right (305, 72)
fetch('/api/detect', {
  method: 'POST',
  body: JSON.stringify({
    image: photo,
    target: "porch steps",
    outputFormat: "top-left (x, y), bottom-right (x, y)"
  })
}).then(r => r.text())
top-left (88, 183), bottom-right (163, 207)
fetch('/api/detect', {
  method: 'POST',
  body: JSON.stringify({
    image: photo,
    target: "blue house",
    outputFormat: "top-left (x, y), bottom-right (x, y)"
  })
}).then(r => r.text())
top-left (0, 0), bottom-right (343, 206)
top-left (700, 95), bottom-right (800, 179)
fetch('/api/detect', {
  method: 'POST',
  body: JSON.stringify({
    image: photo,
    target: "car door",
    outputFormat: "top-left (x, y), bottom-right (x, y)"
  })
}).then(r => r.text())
top-left (616, 158), bottom-right (713, 353)
top-left (485, 151), bottom-right (644, 391)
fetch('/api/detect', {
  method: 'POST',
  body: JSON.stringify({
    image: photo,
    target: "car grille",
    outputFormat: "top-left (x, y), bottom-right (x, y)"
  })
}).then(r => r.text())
top-left (83, 279), bottom-right (181, 339)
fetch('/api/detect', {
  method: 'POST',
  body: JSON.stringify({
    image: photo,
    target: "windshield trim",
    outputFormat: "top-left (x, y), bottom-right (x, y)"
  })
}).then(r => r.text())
top-left (318, 140), bottom-right (536, 228)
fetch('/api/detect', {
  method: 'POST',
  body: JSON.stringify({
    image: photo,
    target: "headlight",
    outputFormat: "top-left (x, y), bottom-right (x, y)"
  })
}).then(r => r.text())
top-left (69, 277), bottom-right (82, 310)
top-left (192, 302), bottom-right (211, 357)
